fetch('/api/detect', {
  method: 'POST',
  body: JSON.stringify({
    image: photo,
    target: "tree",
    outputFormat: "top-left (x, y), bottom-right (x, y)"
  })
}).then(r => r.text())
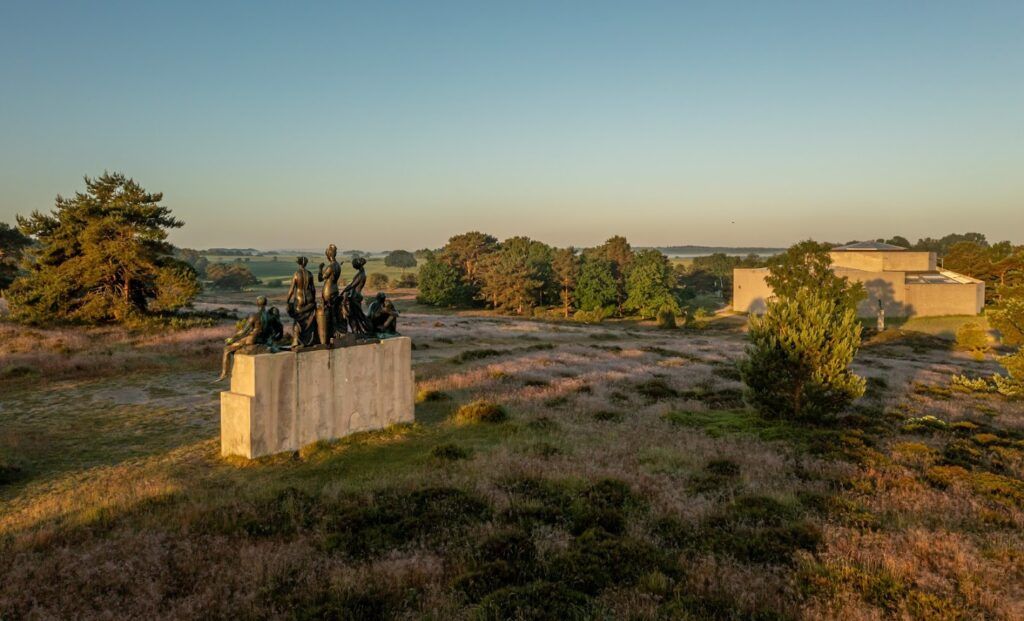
top-left (207, 263), bottom-right (259, 290)
top-left (624, 249), bottom-right (680, 319)
top-left (576, 256), bottom-right (618, 312)
top-left (884, 236), bottom-right (911, 248)
top-left (740, 240), bottom-right (867, 420)
top-left (368, 273), bottom-right (390, 289)
top-left (552, 247), bottom-right (580, 318)
top-left (384, 249), bottom-right (417, 270)
top-left (6, 173), bottom-right (200, 323)
top-left (440, 231), bottom-right (499, 299)
top-left (477, 237), bottom-right (553, 314)
top-left (417, 256), bottom-right (469, 307)
top-left (765, 240), bottom-right (864, 311)
top-left (591, 236), bottom-right (634, 314)
top-left (174, 247), bottom-right (209, 278)
top-left (740, 287), bottom-right (866, 420)
top-left (0, 222), bottom-right (32, 291)
top-left (990, 287), bottom-right (1024, 347)
top-left (944, 241), bottom-right (994, 280)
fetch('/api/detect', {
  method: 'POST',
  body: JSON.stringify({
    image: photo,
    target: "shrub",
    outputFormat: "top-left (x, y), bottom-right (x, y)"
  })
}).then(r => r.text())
top-left (394, 272), bottom-right (418, 288)
top-left (740, 287), bottom-right (865, 421)
top-left (430, 443), bottom-right (471, 460)
top-left (476, 581), bottom-right (592, 621)
top-left (656, 306), bottom-right (677, 329)
top-left (454, 400), bottom-right (508, 424)
top-left (416, 389), bottom-right (450, 403)
top-left (993, 349), bottom-right (1024, 397)
top-left (956, 322), bottom-right (989, 358)
top-left (950, 374), bottom-right (995, 393)
top-left (367, 273), bottom-right (389, 289)
top-left (572, 307), bottom-right (612, 324)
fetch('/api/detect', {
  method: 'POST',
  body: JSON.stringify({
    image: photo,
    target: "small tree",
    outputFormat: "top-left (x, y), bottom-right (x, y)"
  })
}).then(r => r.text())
top-left (384, 249), bottom-right (417, 271)
top-left (741, 241), bottom-right (866, 420)
top-left (624, 249), bottom-right (680, 319)
top-left (7, 173), bottom-right (200, 323)
top-left (576, 256), bottom-right (618, 312)
top-left (207, 263), bottom-right (259, 290)
top-left (956, 322), bottom-right (989, 359)
top-left (417, 256), bottom-right (469, 307)
top-left (368, 272), bottom-right (390, 289)
top-left (740, 288), bottom-right (866, 420)
top-left (990, 286), bottom-right (1024, 396)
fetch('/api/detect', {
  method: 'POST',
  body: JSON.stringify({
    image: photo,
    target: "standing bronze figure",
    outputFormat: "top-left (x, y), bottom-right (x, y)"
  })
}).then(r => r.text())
top-left (286, 256), bottom-right (320, 347)
top-left (368, 292), bottom-right (400, 335)
top-left (340, 256), bottom-right (372, 334)
top-left (318, 244), bottom-right (344, 342)
top-left (217, 296), bottom-right (282, 381)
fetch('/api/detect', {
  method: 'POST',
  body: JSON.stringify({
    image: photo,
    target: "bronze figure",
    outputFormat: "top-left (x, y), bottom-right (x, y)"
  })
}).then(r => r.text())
top-left (217, 295), bottom-right (282, 381)
top-left (318, 244), bottom-right (344, 342)
top-left (286, 256), bottom-right (320, 347)
top-left (340, 256), bottom-right (372, 334)
top-left (368, 291), bottom-right (400, 335)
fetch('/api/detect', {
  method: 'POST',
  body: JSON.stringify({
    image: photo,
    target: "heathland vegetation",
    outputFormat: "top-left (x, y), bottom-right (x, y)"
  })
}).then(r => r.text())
top-left (2, 173), bottom-right (1024, 618)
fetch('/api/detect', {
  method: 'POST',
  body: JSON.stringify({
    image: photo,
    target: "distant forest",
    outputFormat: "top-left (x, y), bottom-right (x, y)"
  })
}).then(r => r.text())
top-left (654, 245), bottom-right (785, 256)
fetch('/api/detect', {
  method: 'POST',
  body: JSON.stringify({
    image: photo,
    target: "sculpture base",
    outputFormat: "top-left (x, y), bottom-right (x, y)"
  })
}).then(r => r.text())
top-left (220, 336), bottom-right (414, 459)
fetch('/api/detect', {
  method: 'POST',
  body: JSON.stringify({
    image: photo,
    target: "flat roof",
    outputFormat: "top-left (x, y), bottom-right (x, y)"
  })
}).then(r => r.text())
top-left (833, 241), bottom-right (908, 251)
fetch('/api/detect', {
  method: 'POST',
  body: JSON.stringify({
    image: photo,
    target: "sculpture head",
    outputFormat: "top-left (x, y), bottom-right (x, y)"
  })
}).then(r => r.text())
top-left (326, 244), bottom-right (337, 260)
top-left (296, 256), bottom-right (308, 267)
top-left (375, 291), bottom-right (386, 302)
top-left (352, 256), bottom-right (367, 269)
top-left (256, 295), bottom-right (267, 309)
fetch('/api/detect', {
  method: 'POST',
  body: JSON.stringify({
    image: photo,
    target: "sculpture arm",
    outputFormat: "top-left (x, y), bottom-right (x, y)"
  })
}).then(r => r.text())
top-left (226, 316), bottom-right (255, 344)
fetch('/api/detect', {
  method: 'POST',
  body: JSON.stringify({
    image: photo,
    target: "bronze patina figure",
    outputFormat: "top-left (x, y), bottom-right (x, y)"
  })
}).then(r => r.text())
top-left (286, 256), bottom-right (320, 347)
top-left (340, 256), bottom-right (372, 334)
top-left (217, 295), bottom-right (283, 381)
top-left (318, 244), bottom-right (344, 342)
top-left (368, 291), bottom-right (400, 335)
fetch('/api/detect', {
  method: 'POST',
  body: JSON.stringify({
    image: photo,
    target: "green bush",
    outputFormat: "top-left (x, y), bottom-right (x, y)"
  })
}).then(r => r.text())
top-left (367, 272), bottom-right (390, 289)
top-left (431, 443), bottom-right (471, 460)
top-left (454, 400), bottom-right (508, 424)
top-left (476, 581), bottom-right (593, 621)
top-left (740, 287), bottom-right (865, 420)
top-left (956, 322), bottom-right (988, 357)
top-left (656, 306), bottom-right (677, 329)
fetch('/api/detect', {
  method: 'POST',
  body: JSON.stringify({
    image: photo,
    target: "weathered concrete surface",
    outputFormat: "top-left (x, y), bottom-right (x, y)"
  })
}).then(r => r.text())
top-left (220, 337), bottom-right (414, 458)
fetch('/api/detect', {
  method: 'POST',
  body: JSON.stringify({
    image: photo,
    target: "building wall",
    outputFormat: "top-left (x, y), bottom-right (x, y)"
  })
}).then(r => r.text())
top-left (732, 267), bottom-right (984, 318)
top-left (829, 250), bottom-right (934, 272)
top-left (732, 268), bottom-right (771, 314)
top-left (905, 282), bottom-right (985, 316)
top-left (882, 252), bottom-right (936, 271)
top-left (834, 268), bottom-right (908, 316)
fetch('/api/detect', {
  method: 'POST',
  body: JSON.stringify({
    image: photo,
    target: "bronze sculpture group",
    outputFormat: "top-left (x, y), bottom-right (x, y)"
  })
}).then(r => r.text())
top-left (216, 245), bottom-right (400, 381)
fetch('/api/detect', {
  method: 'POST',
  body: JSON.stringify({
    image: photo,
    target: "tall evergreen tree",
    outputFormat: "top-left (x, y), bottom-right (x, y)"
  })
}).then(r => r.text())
top-left (478, 237), bottom-right (552, 314)
top-left (7, 173), bottom-right (199, 323)
top-left (591, 235), bottom-right (634, 314)
top-left (552, 247), bottom-right (580, 318)
top-left (417, 256), bottom-right (468, 307)
top-left (440, 231), bottom-right (498, 300)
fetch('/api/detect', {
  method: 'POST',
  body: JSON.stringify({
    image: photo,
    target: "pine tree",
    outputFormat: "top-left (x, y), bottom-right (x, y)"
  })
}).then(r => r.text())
top-left (624, 249), bottom-right (680, 319)
top-left (439, 231), bottom-right (498, 300)
top-left (740, 287), bottom-right (866, 420)
top-left (740, 241), bottom-right (866, 420)
top-left (7, 173), bottom-right (200, 324)
top-left (477, 237), bottom-right (552, 314)
top-left (0, 222), bottom-right (32, 290)
top-left (592, 236), bottom-right (634, 315)
top-left (552, 247), bottom-right (580, 318)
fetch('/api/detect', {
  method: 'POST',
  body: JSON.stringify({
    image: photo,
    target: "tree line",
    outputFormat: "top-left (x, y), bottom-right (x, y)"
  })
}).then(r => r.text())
top-left (416, 233), bottom-right (688, 321)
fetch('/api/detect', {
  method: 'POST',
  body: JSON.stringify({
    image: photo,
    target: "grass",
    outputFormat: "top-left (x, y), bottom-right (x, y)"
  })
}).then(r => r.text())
top-left (2, 301), bottom-right (1023, 619)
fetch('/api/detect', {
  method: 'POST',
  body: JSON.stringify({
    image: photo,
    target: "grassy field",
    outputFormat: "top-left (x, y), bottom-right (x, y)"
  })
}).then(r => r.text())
top-left (1, 304), bottom-right (1023, 619)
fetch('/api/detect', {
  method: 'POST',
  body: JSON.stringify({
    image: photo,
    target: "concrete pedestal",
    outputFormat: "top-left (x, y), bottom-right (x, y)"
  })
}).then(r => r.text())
top-left (220, 337), bottom-right (414, 459)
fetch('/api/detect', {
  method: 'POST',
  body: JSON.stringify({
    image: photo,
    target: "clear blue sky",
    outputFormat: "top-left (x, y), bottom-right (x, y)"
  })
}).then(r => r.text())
top-left (2, 1), bottom-right (1022, 250)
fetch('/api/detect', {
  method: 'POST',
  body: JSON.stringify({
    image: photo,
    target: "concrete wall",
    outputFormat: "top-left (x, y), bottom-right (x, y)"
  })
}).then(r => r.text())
top-left (905, 282), bottom-right (985, 316)
top-left (220, 337), bottom-right (415, 459)
top-left (833, 268), bottom-right (909, 317)
top-left (829, 250), bottom-right (934, 272)
top-left (732, 268), bottom-right (772, 314)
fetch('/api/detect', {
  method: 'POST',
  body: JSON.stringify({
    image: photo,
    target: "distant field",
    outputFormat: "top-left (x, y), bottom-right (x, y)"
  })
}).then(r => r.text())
top-left (205, 253), bottom-right (419, 285)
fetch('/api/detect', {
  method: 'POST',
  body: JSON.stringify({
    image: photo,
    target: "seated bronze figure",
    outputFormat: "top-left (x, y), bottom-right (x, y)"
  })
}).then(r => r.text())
top-left (368, 291), bottom-right (399, 335)
top-left (217, 295), bottom-right (284, 381)
top-left (340, 256), bottom-right (372, 334)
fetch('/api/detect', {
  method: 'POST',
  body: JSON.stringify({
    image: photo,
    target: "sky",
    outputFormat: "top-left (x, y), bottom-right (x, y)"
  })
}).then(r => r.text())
top-left (1, 1), bottom-right (1022, 251)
